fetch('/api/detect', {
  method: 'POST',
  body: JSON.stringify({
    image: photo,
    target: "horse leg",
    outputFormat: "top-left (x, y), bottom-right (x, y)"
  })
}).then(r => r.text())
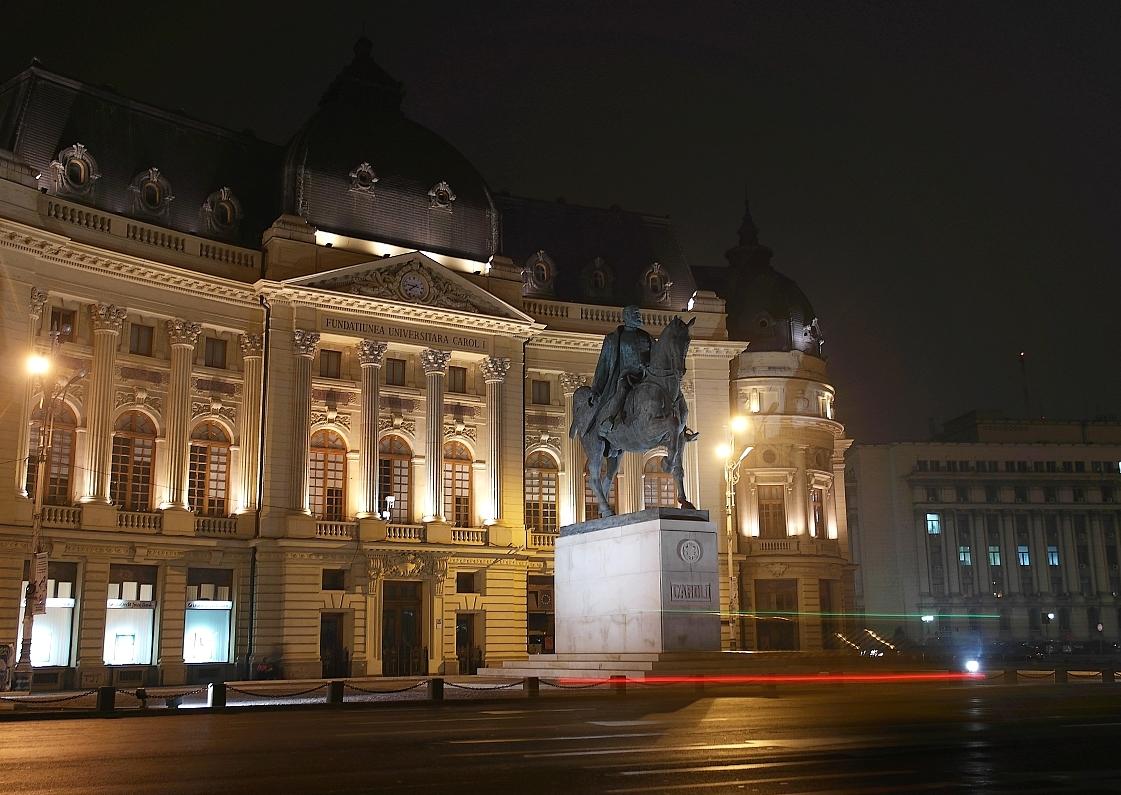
top-left (599, 448), bottom-right (622, 517)
top-left (668, 430), bottom-right (695, 510)
top-left (582, 435), bottom-right (611, 518)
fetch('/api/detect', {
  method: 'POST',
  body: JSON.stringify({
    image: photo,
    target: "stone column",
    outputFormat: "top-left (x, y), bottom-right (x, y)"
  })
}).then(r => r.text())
top-left (16, 288), bottom-right (48, 496)
top-left (290, 330), bottom-right (319, 513)
top-left (357, 340), bottom-right (388, 517)
top-left (976, 514), bottom-right (991, 597)
top-left (481, 356), bottom-right (511, 524)
top-left (1061, 517), bottom-right (1079, 594)
top-left (1002, 514), bottom-right (1020, 595)
top-left (559, 373), bottom-right (586, 527)
top-left (944, 515), bottom-right (961, 596)
top-left (622, 451), bottom-right (643, 513)
top-left (238, 334), bottom-right (264, 512)
top-left (680, 377), bottom-right (701, 509)
top-left (420, 349), bottom-right (451, 521)
top-left (81, 303), bottom-right (127, 504)
top-left (793, 445), bottom-right (811, 537)
top-left (1090, 516), bottom-right (1110, 594)
top-left (914, 514), bottom-right (932, 596)
top-left (163, 319), bottom-right (202, 510)
top-left (1032, 514), bottom-right (1050, 594)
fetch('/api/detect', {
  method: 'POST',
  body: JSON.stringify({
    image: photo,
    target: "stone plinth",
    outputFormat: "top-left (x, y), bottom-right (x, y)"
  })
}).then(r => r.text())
top-left (556, 508), bottom-right (720, 654)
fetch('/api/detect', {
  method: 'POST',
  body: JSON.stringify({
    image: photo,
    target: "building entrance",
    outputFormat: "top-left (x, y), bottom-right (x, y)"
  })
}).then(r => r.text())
top-left (320, 612), bottom-right (349, 678)
top-left (382, 581), bottom-right (424, 676)
top-left (755, 579), bottom-right (800, 650)
top-left (456, 614), bottom-right (481, 674)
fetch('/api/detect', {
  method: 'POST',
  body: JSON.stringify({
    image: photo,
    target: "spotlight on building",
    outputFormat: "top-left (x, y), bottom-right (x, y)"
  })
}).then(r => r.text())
top-left (964, 659), bottom-right (981, 674)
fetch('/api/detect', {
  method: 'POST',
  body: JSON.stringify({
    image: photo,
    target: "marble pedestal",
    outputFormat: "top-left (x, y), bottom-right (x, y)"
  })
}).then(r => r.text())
top-left (555, 508), bottom-right (720, 654)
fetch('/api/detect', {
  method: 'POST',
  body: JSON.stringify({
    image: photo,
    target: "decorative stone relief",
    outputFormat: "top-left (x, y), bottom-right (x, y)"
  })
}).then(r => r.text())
top-left (640, 261), bottom-right (673, 305)
top-left (368, 551), bottom-right (449, 582)
top-left (378, 415), bottom-right (416, 435)
top-left (420, 348), bottom-right (452, 376)
top-left (194, 378), bottom-right (241, 397)
top-left (89, 303), bottom-right (127, 333)
top-left (128, 167), bottom-right (174, 218)
top-left (191, 399), bottom-right (236, 424)
top-left (349, 162), bottom-right (378, 193)
top-left (311, 410), bottom-right (352, 430)
top-left (522, 250), bottom-right (556, 296)
top-left (525, 433), bottom-right (561, 454)
top-left (201, 187), bottom-right (242, 235)
top-left (312, 389), bottom-right (354, 405)
top-left (559, 372), bottom-right (587, 396)
top-left (443, 423), bottom-right (477, 442)
top-left (480, 356), bottom-right (511, 383)
top-left (30, 288), bottom-right (48, 319)
top-left (293, 329), bottom-right (320, 357)
top-left (166, 319), bottom-right (202, 347)
top-left (308, 260), bottom-right (489, 314)
top-left (115, 386), bottom-right (163, 415)
top-left (118, 365), bottom-right (165, 385)
top-left (427, 181), bottom-right (456, 210)
top-left (680, 378), bottom-right (695, 399)
top-left (240, 333), bottom-right (264, 358)
top-left (765, 563), bottom-right (789, 577)
top-left (357, 339), bottom-right (389, 366)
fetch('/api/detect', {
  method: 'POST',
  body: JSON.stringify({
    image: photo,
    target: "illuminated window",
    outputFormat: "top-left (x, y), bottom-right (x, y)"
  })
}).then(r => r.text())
top-left (525, 452), bottom-right (559, 532)
top-left (1047, 545), bottom-right (1060, 566)
top-left (988, 544), bottom-right (1002, 567)
top-left (184, 568), bottom-right (232, 664)
top-left (309, 430), bottom-right (347, 520)
top-left (16, 561), bottom-right (77, 667)
top-left (26, 402), bottom-right (77, 505)
top-left (1017, 544), bottom-right (1030, 567)
top-left (959, 545), bottom-right (972, 566)
top-left (204, 338), bottom-right (227, 369)
top-left (377, 435), bottom-right (411, 522)
top-left (759, 485), bottom-right (787, 539)
top-left (110, 412), bottom-right (156, 511)
top-left (810, 487), bottom-right (826, 536)
top-left (642, 455), bottom-right (677, 509)
top-left (443, 441), bottom-right (472, 526)
top-left (385, 358), bottom-right (406, 386)
top-left (319, 349), bottom-right (342, 379)
top-left (188, 422), bottom-right (230, 516)
top-left (925, 513), bottom-right (942, 535)
top-left (104, 564), bottom-right (157, 666)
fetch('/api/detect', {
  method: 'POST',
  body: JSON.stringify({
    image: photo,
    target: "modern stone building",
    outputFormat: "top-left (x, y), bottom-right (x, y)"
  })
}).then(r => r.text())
top-left (0, 41), bottom-right (854, 689)
top-left (847, 411), bottom-right (1121, 649)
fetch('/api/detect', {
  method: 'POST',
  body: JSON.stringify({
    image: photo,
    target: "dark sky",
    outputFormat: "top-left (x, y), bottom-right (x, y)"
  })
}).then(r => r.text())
top-left (4, 1), bottom-right (1120, 442)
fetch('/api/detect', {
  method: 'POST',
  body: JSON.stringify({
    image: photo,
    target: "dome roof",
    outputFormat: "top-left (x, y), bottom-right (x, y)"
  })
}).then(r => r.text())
top-left (282, 39), bottom-right (497, 261)
top-left (723, 202), bottom-right (823, 357)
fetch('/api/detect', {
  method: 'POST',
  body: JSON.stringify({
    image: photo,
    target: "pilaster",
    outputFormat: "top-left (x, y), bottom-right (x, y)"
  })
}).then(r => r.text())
top-left (481, 356), bottom-right (511, 525)
top-left (163, 319), bottom-right (202, 510)
top-left (290, 330), bottom-right (319, 514)
top-left (238, 333), bottom-right (264, 513)
top-left (357, 340), bottom-right (388, 517)
top-left (420, 349), bottom-right (451, 521)
top-left (15, 287), bottom-right (47, 496)
top-left (80, 303), bottom-right (127, 504)
top-left (559, 373), bottom-right (586, 526)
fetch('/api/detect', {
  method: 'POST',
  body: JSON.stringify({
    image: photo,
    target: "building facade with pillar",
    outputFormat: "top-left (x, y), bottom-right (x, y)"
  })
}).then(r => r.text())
top-left (847, 412), bottom-right (1121, 651)
top-left (0, 45), bottom-right (861, 689)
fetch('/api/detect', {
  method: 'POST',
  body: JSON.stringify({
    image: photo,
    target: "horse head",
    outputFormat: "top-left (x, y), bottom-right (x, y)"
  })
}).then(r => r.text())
top-left (651, 315), bottom-right (695, 375)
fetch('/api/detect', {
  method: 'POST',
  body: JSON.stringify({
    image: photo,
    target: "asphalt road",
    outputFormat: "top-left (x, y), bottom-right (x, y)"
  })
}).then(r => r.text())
top-left (3, 683), bottom-right (1120, 793)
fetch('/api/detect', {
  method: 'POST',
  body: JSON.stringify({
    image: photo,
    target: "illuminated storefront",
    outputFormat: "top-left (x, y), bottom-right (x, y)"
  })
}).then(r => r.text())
top-left (103, 565), bottom-right (157, 666)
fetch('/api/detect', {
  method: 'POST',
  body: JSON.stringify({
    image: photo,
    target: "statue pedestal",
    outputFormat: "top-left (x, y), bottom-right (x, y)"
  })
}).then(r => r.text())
top-left (555, 508), bottom-right (720, 654)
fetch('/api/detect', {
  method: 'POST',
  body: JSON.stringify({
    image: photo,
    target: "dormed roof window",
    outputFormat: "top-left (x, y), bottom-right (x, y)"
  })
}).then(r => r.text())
top-left (49, 143), bottom-right (100, 197)
top-left (129, 167), bottom-right (174, 219)
top-left (202, 187), bottom-right (242, 236)
top-left (522, 250), bottom-right (556, 297)
top-left (581, 256), bottom-right (614, 300)
top-left (641, 261), bottom-right (673, 305)
top-left (349, 162), bottom-right (378, 194)
top-left (428, 181), bottom-right (456, 211)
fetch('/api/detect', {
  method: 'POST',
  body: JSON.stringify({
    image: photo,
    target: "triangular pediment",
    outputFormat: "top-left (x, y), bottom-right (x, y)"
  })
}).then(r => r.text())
top-left (286, 252), bottom-right (533, 323)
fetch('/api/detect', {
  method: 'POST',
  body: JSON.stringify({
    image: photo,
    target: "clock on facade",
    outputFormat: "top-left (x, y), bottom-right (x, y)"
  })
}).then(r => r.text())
top-left (399, 271), bottom-right (431, 301)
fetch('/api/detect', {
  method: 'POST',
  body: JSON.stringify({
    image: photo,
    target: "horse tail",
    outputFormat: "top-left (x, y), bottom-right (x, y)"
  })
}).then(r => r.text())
top-left (569, 386), bottom-right (593, 439)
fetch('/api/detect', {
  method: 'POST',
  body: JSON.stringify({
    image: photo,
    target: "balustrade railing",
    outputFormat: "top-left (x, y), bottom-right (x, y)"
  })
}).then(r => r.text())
top-left (195, 516), bottom-right (238, 536)
top-left (386, 524), bottom-right (425, 541)
top-left (316, 521), bottom-right (357, 539)
top-left (41, 505), bottom-right (81, 528)
top-left (117, 511), bottom-right (162, 531)
top-left (531, 532), bottom-right (558, 548)
top-left (451, 528), bottom-right (487, 544)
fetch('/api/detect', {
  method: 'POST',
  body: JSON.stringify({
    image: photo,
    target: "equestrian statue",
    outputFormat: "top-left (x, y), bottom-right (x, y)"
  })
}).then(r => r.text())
top-left (569, 305), bottom-right (698, 518)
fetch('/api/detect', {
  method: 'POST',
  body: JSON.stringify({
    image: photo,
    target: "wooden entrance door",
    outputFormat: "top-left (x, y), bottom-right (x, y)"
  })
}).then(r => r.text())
top-left (320, 612), bottom-right (349, 678)
top-left (382, 581), bottom-right (424, 676)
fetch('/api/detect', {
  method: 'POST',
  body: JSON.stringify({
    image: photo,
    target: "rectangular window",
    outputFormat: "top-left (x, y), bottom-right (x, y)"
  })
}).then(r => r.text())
top-left (985, 486), bottom-right (999, 503)
top-left (758, 485), bottom-right (787, 538)
top-left (104, 564), bottom-right (158, 666)
top-left (925, 513), bottom-right (941, 535)
top-left (1044, 487), bottom-right (1057, 503)
top-left (1018, 544), bottom-right (1030, 567)
top-left (15, 561), bottom-right (77, 667)
top-left (1103, 486), bottom-right (1115, 503)
top-left (959, 545), bottom-right (972, 566)
top-left (957, 487), bottom-right (970, 503)
top-left (1073, 487), bottom-right (1085, 503)
top-left (531, 379), bottom-right (551, 405)
top-left (1047, 545), bottom-right (1060, 566)
top-left (988, 544), bottom-right (1002, 567)
top-left (204, 337), bottom-right (227, 369)
top-left (319, 349), bottom-right (342, 379)
top-left (1075, 461), bottom-right (1085, 473)
top-left (385, 358), bottom-right (406, 386)
top-left (129, 324), bottom-right (153, 356)
top-left (321, 569), bottom-right (346, 590)
top-left (916, 460), bottom-right (928, 472)
top-left (447, 365), bottom-right (467, 394)
top-left (50, 308), bottom-right (76, 342)
top-left (810, 487), bottom-right (825, 535)
top-left (184, 568), bottom-right (232, 664)
top-left (1014, 486), bottom-right (1027, 503)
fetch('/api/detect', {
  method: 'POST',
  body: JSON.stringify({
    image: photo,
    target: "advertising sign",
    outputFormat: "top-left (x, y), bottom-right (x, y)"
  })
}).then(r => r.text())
top-left (31, 552), bottom-right (48, 615)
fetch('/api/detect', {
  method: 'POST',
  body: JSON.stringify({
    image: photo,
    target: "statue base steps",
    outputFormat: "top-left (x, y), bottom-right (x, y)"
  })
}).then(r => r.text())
top-left (476, 651), bottom-right (875, 680)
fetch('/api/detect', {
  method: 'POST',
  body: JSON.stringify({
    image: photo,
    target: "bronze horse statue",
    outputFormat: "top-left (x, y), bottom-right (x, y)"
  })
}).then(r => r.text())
top-left (570, 315), bottom-right (696, 518)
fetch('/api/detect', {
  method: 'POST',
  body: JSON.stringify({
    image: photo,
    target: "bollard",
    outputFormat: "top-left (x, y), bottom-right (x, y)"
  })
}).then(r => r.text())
top-left (95, 686), bottom-right (116, 715)
top-left (327, 680), bottom-right (344, 705)
top-left (207, 682), bottom-right (226, 708)
top-left (610, 675), bottom-right (626, 695)
top-left (526, 677), bottom-right (540, 699)
top-left (428, 677), bottom-right (444, 701)
top-left (1104, 668), bottom-right (1116, 684)
top-left (1055, 668), bottom-right (1068, 684)
top-left (135, 686), bottom-right (148, 709)
top-left (1004, 669), bottom-right (1018, 685)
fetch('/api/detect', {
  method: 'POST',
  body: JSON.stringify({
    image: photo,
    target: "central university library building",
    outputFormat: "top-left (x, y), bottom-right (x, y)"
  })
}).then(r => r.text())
top-left (0, 44), bottom-right (855, 688)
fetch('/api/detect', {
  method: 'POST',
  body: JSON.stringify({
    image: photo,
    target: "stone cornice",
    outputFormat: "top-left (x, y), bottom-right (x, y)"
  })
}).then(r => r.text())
top-left (530, 332), bottom-right (744, 358)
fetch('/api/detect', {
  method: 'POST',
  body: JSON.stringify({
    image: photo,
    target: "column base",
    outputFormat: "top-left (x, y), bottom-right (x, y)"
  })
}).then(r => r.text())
top-left (286, 513), bottom-right (316, 539)
top-left (161, 507), bottom-right (195, 536)
top-left (358, 518), bottom-right (388, 542)
top-left (489, 525), bottom-right (526, 547)
top-left (11, 497), bottom-right (32, 525)
top-left (75, 662), bottom-right (110, 688)
top-left (235, 512), bottom-right (258, 539)
top-left (79, 501), bottom-right (117, 530)
top-left (159, 662), bottom-right (187, 685)
top-left (426, 521), bottom-right (452, 544)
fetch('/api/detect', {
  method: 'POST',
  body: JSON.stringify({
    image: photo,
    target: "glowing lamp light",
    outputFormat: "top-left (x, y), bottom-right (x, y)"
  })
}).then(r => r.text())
top-left (964, 659), bottom-right (981, 674)
top-left (1047, 612), bottom-right (1056, 621)
top-left (921, 614), bottom-right (935, 623)
top-left (26, 353), bottom-right (50, 376)
top-left (730, 415), bottom-right (748, 434)
top-left (715, 442), bottom-right (732, 461)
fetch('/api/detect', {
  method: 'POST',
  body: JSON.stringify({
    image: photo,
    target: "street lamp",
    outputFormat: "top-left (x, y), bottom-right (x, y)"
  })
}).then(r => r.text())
top-left (12, 330), bottom-right (85, 692)
top-left (717, 415), bottom-right (752, 651)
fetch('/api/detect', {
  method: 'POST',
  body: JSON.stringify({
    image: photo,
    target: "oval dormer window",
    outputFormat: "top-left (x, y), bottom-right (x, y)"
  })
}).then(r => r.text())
top-left (202, 187), bottom-right (243, 235)
top-left (141, 182), bottom-right (162, 210)
top-left (641, 262), bottom-right (673, 305)
top-left (66, 158), bottom-right (88, 187)
top-left (428, 181), bottom-right (457, 210)
top-left (50, 143), bottom-right (100, 197)
top-left (349, 162), bottom-right (378, 194)
top-left (129, 168), bottom-right (174, 218)
top-left (522, 251), bottom-right (556, 296)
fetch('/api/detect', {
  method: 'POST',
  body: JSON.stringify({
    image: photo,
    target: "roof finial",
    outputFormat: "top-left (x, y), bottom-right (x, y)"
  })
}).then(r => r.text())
top-left (737, 193), bottom-right (759, 248)
top-left (724, 193), bottom-right (773, 270)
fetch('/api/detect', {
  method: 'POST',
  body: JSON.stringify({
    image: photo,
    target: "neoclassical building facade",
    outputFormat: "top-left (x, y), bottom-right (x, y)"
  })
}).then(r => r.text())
top-left (0, 44), bottom-right (854, 688)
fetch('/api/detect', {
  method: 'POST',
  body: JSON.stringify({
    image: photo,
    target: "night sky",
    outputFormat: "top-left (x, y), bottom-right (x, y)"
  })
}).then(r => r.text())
top-left (4, 2), bottom-right (1119, 443)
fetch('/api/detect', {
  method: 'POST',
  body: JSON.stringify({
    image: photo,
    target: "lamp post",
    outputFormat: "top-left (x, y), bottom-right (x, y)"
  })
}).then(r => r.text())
top-left (716, 415), bottom-right (751, 651)
top-left (12, 331), bottom-right (86, 692)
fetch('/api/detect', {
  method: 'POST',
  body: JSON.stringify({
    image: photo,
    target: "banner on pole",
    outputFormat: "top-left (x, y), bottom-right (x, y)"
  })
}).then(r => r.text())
top-left (31, 552), bottom-right (48, 615)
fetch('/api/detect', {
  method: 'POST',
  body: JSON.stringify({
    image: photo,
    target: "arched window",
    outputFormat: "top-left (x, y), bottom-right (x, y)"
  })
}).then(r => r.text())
top-left (583, 463), bottom-right (618, 521)
top-left (111, 412), bottom-right (156, 511)
top-left (643, 455), bottom-right (677, 508)
top-left (525, 452), bottom-right (559, 533)
top-left (378, 435), bottom-right (412, 522)
top-left (310, 430), bottom-right (347, 520)
top-left (188, 422), bottom-right (231, 516)
top-left (26, 403), bottom-right (77, 506)
top-left (443, 441), bottom-right (473, 526)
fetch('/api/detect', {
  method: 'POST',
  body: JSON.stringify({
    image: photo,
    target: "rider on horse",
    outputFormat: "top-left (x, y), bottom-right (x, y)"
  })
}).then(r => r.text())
top-left (585, 305), bottom-right (653, 437)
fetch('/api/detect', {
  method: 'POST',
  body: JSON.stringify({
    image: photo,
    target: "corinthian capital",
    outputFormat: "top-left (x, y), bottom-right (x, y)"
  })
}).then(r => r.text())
top-left (480, 356), bottom-right (512, 383)
top-left (560, 372), bottom-right (587, 395)
top-left (240, 333), bottom-right (264, 358)
top-left (166, 319), bottom-right (202, 347)
top-left (293, 329), bottom-right (320, 357)
top-left (357, 339), bottom-right (389, 367)
top-left (30, 288), bottom-right (48, 319)
top-left (89, 303), bottom-right (127, 333)
top-left (420, 348), bottom-right (452, 376)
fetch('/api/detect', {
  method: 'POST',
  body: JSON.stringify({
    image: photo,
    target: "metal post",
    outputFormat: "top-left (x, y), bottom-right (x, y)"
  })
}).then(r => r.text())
top-left (526, 676), bottom-right (540, 698)
top-left (207, 682), bottom-right (226, 708)
top-left (428, 677), bottom-right (444, 701)
top-left (95, 686), bottom-right (116, 715)
top-left (327, 680), bottom-right (344, 705)
top-left (610, 674), bottom-right (626, 695)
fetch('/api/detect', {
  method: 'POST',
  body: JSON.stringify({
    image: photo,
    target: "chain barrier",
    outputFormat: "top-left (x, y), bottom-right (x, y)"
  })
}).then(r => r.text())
top-left (225, 684), bottom-right (329, 699)
top-left (444, 679), bottom-right (524, 691)
top-left (343, 680), bottom-right (428, 695)
top-left (540, 679), bottom-right (608, 689)
top-left (0, 689), bottom-right (99, 705)
top-left (146, 688), bottom-right (207, 701)
top-left (1017, 670), bottom-right (1056, 679)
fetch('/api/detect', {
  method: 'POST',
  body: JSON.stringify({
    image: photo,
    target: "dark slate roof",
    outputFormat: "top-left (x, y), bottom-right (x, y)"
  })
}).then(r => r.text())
top-left (496, 194), bottom-right (696, 309)
top-left (281, 39), bottom-right (498, 263)
top-left (0, 63), bottom-right (281, 248)
top-left (717, 202), bottom-right (823, 356)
